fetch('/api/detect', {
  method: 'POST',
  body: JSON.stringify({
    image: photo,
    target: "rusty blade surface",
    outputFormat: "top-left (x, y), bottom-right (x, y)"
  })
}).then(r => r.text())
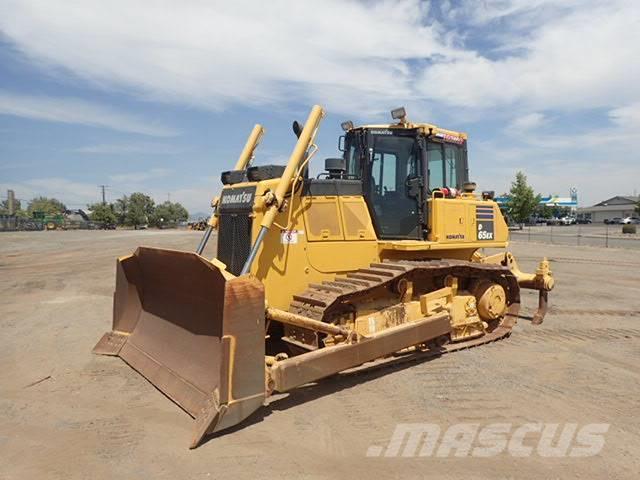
top-left (93, 246), bottom-right (267, 447)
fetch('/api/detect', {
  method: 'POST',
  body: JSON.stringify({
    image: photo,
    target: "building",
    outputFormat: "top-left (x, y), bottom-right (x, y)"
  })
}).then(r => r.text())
top-left (495, 188), bottom-right (578, 212)
top-left (577, 196), bottom-right (639, 223)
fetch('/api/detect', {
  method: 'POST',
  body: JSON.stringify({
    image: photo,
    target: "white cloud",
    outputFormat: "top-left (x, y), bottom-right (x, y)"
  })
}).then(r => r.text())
top-left (0, 0), bottom-right (464, 115)
top-left (609, 102), bottom-right (640, 128)
top-left (109, 168), bottom-right (173, 183)
top-left (0, 91), bottom-right (178, 136)
top-left (2, 0), bottom-right (637, 118)
top-left (444, 0), bottom-right (587, 26)
top-left (471, 104), bottom-right (640, 206)
top-left (507, 112), bottom-right (545, 131)
top-left (1, 0), bottom-right (637, 117)
top-left (420, 0), bottom-right (640, 111)
top-left (73, 143), bottom-right (182, 155)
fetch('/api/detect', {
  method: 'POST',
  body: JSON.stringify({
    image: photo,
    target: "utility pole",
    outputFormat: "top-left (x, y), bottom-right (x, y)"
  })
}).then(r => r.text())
top-left (7, 189), bottom-right (16, 215)
top-left (167, 192), bottom-right (171, 203)
top-left (99, 185), bottom-right (109, 205)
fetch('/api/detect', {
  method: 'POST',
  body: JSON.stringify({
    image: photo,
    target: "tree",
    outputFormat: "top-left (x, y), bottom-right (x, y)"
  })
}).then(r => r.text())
top-left (150, 201), bottom-right (189, 228)
top-left (27, 196), bottom-right (66, 215)
top-left (0, 198), bottom-right (24, 216)
top-left (88, 202), bottom-right (117, 225)
top-left (507, 172), bottom-right (541, 224)
top-left (125, 192), bottom-right (155, 228)
top-left (553, 206), bottom-right (572, 218)
top-left (636, 198), bottom-right (640, 216)
top-left (534, 204), bottom-right (554, 219)
top-left (114, 196), bottom-right (128, 225)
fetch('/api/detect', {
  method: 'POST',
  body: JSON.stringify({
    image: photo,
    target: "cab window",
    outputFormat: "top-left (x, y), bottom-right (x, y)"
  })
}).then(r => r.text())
top-left (427, 143), bottom-right (444, 190)
top-left (427, 142), bottom-right (465, 190)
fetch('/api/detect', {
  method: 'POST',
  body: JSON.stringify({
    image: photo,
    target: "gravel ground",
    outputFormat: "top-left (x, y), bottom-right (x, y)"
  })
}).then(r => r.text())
top-left (1, 230), bottom-right (639, 479)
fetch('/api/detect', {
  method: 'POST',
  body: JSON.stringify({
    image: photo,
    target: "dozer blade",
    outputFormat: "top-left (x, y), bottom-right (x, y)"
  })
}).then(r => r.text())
top-left (93, 246), bottom-right (266, 448)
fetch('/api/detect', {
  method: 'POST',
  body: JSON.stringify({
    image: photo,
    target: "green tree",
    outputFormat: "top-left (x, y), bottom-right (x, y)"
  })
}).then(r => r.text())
top-left (0, 198), bottom-right (24, 216)
top-left (553, 206), bottom-right (572, 218)
top-left (534, 204), bottom-right (554, 219)
top-left (150, 201), bottom-right (189, 228)
top-left (636, 198), bottom-right (640, 216)
top-left (125, 192), bottom-right (155, 228)
top-left (27, 196), bottom-right (66, 215)
top-left (114, 196), bottom-right (128, 225)
top-left (507, 172), bottom-right (541, 224)
top-left (88, 202), bottom-right (117, 225)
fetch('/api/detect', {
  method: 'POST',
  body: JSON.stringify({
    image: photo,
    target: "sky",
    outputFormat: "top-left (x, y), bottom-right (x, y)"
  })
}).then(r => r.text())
top-left (1, 0), bottom-right (639, 214)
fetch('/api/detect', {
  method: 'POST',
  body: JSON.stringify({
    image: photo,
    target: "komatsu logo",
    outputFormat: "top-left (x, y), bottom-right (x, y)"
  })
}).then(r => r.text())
top-left (446, 233), bottom-right (465, 240)
top-left (221, 192), bottom-right (253, 205)
top-left (219, 186), bottom-right (256, 212)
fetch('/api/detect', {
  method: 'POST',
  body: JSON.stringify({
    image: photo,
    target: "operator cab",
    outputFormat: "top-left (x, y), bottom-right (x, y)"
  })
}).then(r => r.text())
top-left (341, 108), bottom-right (469, 240)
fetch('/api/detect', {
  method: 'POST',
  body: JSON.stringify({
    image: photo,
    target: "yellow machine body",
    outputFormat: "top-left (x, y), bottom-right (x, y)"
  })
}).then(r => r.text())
top-left (94, 105), bottom-right (553, 448)
top-left (224, 179), bottom-right (509, 311)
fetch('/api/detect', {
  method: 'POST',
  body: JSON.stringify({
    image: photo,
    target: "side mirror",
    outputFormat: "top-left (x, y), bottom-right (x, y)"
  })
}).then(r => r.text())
top-left (338, 135), bottom-right (345, 152)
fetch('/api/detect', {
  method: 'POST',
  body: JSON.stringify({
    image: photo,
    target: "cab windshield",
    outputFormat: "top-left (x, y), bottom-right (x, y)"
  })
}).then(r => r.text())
top-left (345, 133), bottom-right (467, 191)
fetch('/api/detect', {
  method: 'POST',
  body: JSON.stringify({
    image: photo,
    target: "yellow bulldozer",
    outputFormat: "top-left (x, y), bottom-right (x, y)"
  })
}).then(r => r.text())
top-left (94, 105), bottom-right (554, 448)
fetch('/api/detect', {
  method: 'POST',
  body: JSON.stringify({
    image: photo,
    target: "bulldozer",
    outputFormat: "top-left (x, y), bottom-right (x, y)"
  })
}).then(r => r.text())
top-left (93, 105), bottom-right (554, 448)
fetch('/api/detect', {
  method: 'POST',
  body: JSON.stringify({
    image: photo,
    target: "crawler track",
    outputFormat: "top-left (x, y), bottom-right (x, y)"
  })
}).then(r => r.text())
top-left (287, 259), bottom-right (521, 354)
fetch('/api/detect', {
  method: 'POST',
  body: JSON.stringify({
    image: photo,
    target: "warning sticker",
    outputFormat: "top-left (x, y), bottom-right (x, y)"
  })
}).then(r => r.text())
top-left (281, 230), bottom-right (299, 244)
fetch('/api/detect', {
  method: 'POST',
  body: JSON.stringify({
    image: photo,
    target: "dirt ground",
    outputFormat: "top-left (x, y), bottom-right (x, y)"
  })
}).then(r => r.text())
top-left (1, 230), bottom-right (639, 479)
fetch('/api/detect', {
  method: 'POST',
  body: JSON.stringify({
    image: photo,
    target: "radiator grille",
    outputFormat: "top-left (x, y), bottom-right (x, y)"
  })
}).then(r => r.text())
top-left (217, 213), bottom-right (252, 276)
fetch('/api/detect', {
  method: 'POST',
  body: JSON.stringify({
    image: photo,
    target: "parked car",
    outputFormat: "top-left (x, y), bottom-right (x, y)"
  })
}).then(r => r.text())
top-left (621, 216), bottom-right (640, 224)
top-left (576, 218), bottom-right (592, 224)
top-left (559, 216), bottom-right (576, 225)
top-left (526, 216), bottom-right (544, 226)
top-left (605, 217), bottom-right (623, 224)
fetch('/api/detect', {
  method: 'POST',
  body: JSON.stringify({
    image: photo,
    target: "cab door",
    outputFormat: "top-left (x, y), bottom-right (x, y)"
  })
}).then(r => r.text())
top-left (364, 131), bottom-right (422, 239)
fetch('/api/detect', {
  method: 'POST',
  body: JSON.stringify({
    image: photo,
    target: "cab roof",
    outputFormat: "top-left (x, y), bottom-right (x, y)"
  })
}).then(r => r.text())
top-left (350, 122), bottom-right (468, 143)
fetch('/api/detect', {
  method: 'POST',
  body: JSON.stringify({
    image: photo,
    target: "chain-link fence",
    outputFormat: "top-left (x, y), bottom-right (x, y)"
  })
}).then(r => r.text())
top-left (0, 216), bottom-right (107, 232)
top-left (0, 216), bottom-right (44, 232)
top-left (509, 224), bottom-right (640, 250)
